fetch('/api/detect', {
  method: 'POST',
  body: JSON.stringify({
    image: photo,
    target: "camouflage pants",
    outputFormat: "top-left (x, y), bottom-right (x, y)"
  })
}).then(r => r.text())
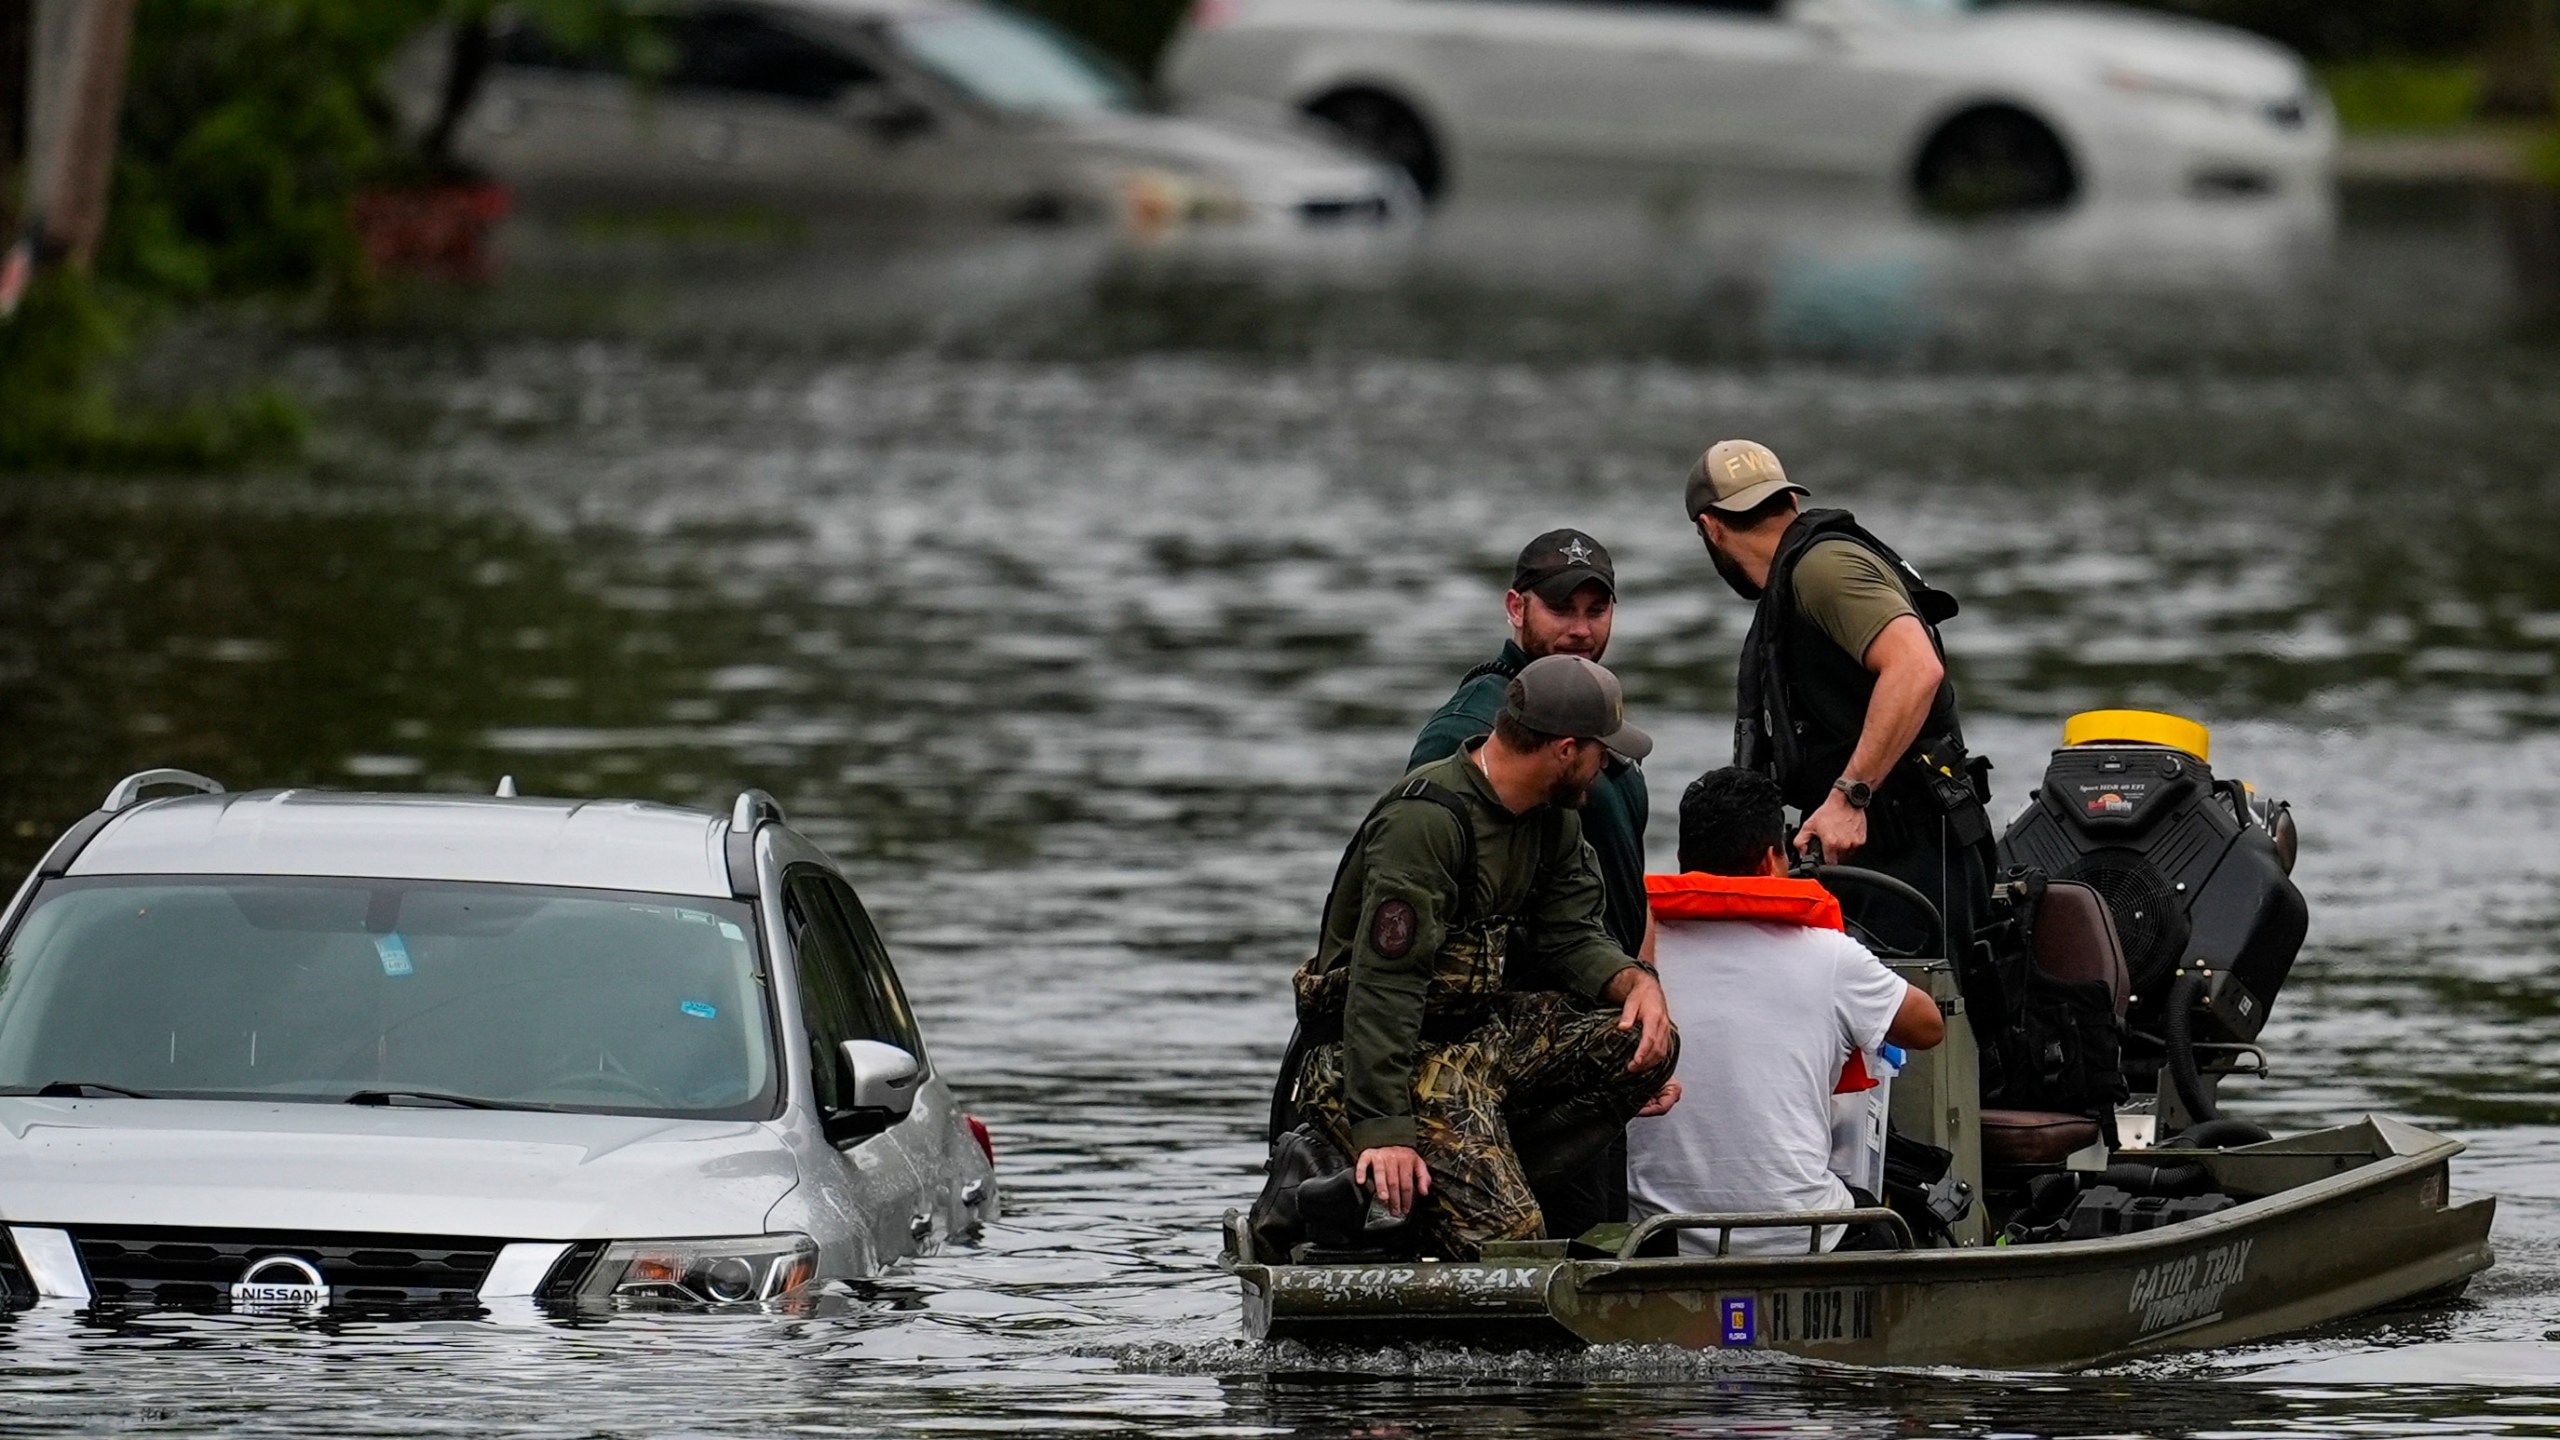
top-left (1295, 991), bottom-right (1676, 1260)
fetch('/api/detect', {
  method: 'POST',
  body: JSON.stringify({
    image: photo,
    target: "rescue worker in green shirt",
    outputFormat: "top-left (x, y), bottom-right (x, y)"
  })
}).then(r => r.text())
top-left (1286, 655), bottom-right (1680, 1259)
top-left (1684, 439), bottom-right (2004, 1083)
top-left (1410, 529), bottom-right (1652, 963)
top-left (1408, 528), bottom-right (1652, 1237)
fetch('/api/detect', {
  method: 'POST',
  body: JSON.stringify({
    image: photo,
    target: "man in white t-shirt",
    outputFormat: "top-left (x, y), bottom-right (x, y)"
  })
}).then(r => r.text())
top-left (1626, 767), bottom-right (1944, 1254)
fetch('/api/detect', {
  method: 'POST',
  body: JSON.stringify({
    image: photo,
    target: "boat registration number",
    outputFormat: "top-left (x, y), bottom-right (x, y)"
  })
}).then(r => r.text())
top-left (1766, 1287), bottom-right (1876, 1345)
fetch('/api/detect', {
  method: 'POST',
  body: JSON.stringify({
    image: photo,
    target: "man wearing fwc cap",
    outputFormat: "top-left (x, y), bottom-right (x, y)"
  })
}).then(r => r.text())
top-left (1685, 440), bottom-right (2001, 1069)
top-left (1284, 655), bottom-right (1679, 1258)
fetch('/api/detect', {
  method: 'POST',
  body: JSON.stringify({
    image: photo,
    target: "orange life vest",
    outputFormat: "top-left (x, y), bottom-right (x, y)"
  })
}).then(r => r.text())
top-left (1645, 872), bottom-right (1877, 1094)
top-left (1644, 872), bottom-right (1844, 931)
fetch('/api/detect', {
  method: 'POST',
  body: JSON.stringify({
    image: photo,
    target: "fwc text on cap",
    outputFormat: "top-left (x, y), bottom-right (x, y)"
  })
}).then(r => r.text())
top-left (1686, 439), bottom-right (1809, 519)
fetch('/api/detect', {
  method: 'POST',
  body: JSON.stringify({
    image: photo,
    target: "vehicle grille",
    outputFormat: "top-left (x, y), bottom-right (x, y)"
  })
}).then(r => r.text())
top-left (71, 1227), bottom-right (502, 1311)
top-left (538, 1240), bottom-right (607, 1305)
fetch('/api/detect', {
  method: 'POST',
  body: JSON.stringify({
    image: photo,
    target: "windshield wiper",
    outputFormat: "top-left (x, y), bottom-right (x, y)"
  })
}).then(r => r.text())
top-left (341, 1089), bottom-right (529, 1111)
top-left (0, 1081), bottom-right (160, 1099)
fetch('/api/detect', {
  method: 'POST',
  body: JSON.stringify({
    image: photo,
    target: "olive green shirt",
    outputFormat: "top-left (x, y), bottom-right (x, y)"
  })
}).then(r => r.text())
top-left (1312, 745), bottom-right (1640, 1152)
top-left (1794, 538), bottom-right (1917, 665)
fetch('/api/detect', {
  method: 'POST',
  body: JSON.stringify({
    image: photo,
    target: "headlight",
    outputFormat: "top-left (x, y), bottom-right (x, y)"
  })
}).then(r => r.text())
top-left (1119, 167), bottom-right (1252, 233)
top-left (577, 1235), bottom-right (818, 1307)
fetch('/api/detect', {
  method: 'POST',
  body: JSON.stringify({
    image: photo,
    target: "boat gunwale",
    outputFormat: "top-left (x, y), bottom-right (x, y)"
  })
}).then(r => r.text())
top-left (1233, 1115), bottom-right (2472, 1290)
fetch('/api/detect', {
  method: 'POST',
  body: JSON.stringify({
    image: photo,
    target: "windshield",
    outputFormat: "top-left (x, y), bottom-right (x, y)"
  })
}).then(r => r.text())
top-left (0, 878), bottom-right (775, 1119)
top-left (889, 10), bottom-right (1134, 113)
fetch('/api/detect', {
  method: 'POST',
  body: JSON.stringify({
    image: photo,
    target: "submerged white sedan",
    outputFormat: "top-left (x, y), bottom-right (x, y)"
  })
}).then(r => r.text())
top-left (1160, 0), bottom-right (2334, 212)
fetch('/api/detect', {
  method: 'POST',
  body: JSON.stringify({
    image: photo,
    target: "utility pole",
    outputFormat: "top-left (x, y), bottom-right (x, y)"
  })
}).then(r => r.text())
top-left (0, 0), bottom-right (28, 314)
top-left (6, 0), bottom-right (133, 313)
top-left (21, 0), bottom-right (134, 272)
top-left (0, 1), bottom-right (27, 230)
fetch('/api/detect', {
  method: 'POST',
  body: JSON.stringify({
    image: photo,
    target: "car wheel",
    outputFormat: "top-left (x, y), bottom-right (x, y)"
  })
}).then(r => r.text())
top-left (1304, 89), bottom-right (1443, 203)
top-left (1912, 106), bottom-right (2077, 217)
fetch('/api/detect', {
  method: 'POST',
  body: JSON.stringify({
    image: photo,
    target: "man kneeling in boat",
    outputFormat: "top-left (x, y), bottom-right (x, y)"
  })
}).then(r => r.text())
top-left (1627, 767), bottom-right (1945, 1254)
top-left (1285, 656), bottom-right (1680, 1260)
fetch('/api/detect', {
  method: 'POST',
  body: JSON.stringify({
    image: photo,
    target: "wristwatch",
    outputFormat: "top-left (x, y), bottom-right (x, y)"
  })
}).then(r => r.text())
top-left (1832, 777), bottom-right (1874, 809)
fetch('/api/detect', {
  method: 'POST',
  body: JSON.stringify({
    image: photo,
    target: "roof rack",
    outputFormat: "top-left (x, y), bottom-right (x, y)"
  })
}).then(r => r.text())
top-left (102, 769), bottom-right (225, 814)
top-left (33, 769), bottom-right (227, 880)
top-left (731, 790), bottom-right (786, 833)
top-left (724, 789), bottom-right (786, 899)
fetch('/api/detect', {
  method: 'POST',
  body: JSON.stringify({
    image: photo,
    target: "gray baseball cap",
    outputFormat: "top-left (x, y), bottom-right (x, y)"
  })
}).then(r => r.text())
top-left (1502, 655), bottom-right (1654, 761)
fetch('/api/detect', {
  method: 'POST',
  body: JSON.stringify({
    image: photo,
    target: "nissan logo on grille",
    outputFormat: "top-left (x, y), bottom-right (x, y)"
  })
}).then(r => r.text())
top-left (229, 1254), bottom-right (329, 1312)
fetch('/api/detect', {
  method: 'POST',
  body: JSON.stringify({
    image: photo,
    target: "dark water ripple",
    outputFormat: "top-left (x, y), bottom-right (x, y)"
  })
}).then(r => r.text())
top-left (3, 183), bottom-right (2560, 1434)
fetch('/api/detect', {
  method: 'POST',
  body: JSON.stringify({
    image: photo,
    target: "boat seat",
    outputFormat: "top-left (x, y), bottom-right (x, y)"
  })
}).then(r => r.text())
top-left (1981, 1110), bottom-right (2102, 1168)
top-left (2033, 880), bottom-right (2130, 1017)
top-left (1979, 886), bottom-right (2128, 1172)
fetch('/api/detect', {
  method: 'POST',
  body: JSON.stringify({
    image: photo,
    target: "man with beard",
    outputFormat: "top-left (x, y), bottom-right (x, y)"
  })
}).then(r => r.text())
top-left (1408, 529), bottom-right (1652, 1236)
top-left (1684, 440), bottom-right (2000, 1071)
top-left (1283, 656), bottom-right (1679, 1259)
top-left (1411, 529), bottom-right (1651, 962)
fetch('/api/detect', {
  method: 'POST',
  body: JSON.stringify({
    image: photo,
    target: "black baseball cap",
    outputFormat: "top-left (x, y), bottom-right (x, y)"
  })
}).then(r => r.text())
top-left (1503, 655), bottom-right (1654, 761)
top-left (1511, 529), bottom-right (1616, 607)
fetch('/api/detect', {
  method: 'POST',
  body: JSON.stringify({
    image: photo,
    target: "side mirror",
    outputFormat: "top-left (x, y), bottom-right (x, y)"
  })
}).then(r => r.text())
top-left (821, 1040), bottom-right (918, 1145)
top-left (833, 85), bottom-right (937, 143)
top-left (842, 1039), bottom-right (920, 1118)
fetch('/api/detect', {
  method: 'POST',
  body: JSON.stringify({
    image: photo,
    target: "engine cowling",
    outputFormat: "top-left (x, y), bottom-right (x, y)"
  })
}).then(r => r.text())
top-left (1998, 711), bottom-right (2305, 1064)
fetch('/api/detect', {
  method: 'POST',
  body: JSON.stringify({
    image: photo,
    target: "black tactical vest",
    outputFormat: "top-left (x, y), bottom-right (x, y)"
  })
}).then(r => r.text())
top-left (1735, 509), bottom-right (1966, 815)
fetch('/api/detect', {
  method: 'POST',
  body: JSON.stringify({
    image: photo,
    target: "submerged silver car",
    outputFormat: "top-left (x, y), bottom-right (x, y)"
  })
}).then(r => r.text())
top-left (0, 770), bottom-right (995, 1314)
top-left (406, 0), bottom-right (1413, 234)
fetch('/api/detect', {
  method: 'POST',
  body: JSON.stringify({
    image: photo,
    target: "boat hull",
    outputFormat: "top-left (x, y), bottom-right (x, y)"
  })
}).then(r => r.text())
top-left (1233, 1116), bottom-right (2495, 1370)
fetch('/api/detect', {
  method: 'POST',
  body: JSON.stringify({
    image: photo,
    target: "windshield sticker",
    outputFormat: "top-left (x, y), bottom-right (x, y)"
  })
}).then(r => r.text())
top-left (374, 932), bottom-right (414, 977)
top-left (681, 1000), bottom-right (718, 1020)
top-left (718, 921), bottom-right (745, 941)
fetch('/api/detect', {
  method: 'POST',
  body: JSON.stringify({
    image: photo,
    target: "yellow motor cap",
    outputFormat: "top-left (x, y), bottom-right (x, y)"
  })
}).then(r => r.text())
top-left (2062, 709), bottom-right (2211, 763)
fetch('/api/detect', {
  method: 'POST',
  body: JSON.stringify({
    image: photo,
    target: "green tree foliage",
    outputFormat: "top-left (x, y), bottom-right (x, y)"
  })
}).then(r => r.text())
top-left (4, 1), bottom-right (628, 471)
top-left (105, 0), bottom-right (446, 299)
top-left (106, 0), bottom-right (636, 300)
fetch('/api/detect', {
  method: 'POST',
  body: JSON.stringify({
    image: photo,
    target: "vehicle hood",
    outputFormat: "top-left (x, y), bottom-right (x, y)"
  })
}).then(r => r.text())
top-left (1963, 2), bottom-right (2310, 101)
top-left (0, 1099), bottom-right (800, 1240)
top-left (1033, 108), bottom-right (1400, 202)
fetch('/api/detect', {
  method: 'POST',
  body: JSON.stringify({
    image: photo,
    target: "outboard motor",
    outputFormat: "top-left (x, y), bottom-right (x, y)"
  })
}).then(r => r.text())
top-left (1999, 711), bottom-right (2306, 1110)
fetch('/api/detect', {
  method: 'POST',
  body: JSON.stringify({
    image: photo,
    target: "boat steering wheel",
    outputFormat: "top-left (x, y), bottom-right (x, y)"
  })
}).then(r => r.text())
top-left (1803, 863), bottom-right (1947, 962)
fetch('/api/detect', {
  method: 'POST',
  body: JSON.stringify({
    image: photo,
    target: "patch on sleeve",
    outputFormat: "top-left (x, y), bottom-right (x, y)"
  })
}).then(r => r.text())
top-left (1369, 899), bottom-right (1419, 959)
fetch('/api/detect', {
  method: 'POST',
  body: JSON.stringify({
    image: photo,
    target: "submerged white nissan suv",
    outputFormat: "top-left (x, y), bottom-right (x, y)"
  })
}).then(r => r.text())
top-left (0, 770), bottom-right (996, 1315)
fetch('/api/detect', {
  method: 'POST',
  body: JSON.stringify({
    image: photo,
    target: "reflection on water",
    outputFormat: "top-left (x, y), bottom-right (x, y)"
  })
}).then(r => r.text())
top-left (3, 175), bottom-right (2560, 1433)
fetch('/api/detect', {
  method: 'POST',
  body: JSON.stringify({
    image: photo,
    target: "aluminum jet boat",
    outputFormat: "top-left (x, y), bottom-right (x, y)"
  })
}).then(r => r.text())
top-left (1224, 712), bottom-right (2495, 1370)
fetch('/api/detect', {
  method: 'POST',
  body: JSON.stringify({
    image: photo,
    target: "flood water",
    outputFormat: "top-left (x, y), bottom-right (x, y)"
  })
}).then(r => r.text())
top-left (4, 176), bottom-right (2560, 1435)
